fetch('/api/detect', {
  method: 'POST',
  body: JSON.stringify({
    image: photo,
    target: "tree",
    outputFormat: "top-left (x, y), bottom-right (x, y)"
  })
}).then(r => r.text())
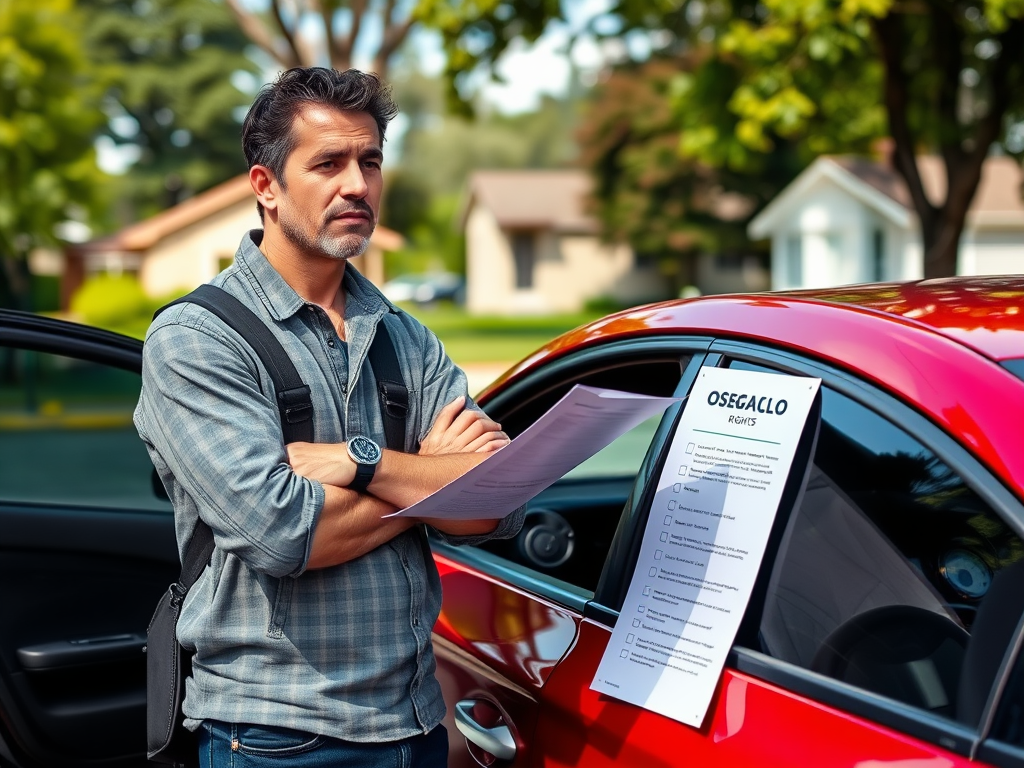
top-left (82, 0), bottom-right (260, 216)
top-left (220, 0), bottom-right (412, 78)
top-left (0, 0), bottom-right (108, 310)
top-left (578, 54), bottom-right (796, 289)
top-left (437, 0), bottom-right (1024, 278)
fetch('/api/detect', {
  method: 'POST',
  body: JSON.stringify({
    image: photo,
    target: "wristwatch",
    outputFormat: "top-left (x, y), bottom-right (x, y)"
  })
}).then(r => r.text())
top-left (346, 436), bottom-right (382, 493)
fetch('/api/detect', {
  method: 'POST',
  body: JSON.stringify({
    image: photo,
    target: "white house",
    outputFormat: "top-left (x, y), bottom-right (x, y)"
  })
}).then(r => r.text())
top-left (461, 170), bottom-right (669, 315)
top-left (748, 154), bottom-right (1024, 290)
top-left (64, 174), bottom-right (401, 308)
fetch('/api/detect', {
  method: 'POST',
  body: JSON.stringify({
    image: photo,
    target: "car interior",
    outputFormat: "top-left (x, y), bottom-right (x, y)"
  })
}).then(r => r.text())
top-left (474, 356), bottom-right (688, 593)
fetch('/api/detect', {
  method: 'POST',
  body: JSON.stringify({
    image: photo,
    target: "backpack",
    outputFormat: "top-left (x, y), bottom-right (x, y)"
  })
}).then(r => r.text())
top-left (145, 284), bottom-right (407, 766)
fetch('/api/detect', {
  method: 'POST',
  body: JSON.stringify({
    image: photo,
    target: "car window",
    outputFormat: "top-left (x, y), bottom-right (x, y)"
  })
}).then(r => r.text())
top-left (472, 357), bottom-right (689, 595)
top-left (731, 360), bottom-right (1024, 727)
top-left (0, 347), bottom-right (170, 512)
top-left (564, 415), bottom-right (662, 480)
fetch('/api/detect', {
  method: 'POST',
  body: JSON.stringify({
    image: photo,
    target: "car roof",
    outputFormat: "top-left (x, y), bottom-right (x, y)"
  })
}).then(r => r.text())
top-left (483, 276), bottom-right (1024, 499)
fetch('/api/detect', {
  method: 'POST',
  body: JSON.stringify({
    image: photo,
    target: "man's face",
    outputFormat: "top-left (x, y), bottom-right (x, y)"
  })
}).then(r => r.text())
top-left (273, 104), bottom-right (383, 261)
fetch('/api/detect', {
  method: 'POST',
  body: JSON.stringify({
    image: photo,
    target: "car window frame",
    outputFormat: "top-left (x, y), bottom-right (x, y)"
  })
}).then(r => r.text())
top-left (0, 310), bottom-right (143, 374)
top-left (435, 336), bottom-right (714, 613)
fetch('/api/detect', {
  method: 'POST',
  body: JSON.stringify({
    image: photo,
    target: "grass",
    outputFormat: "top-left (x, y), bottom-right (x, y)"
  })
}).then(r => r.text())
top-left (78, 303), bottom-right (606, 366)
top-left (399, 303), bottom-right (604, 364)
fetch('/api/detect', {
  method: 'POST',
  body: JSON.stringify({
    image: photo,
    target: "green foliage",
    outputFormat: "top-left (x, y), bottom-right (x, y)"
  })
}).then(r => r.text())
top-left (434, 0), bottom-right (1024, 277)
top-left (415, 0), bottom-right (564, 111)
top-left (70, 273), bottom-right (148, 327)
top-left (0, 0), bottom-right (109, 309)
top-left (81, 0), bottom-right (259, 219)
top-left (578, 56), bottom-right (791, 288)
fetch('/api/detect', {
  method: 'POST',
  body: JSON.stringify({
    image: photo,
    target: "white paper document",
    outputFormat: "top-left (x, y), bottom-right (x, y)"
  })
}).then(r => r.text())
top-left (389, 385), bottom-right (681, 520)
top-left (591, 367), bottom-right (821, 727)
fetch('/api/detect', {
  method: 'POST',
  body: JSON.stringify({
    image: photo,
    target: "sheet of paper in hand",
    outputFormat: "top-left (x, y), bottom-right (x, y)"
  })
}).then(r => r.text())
top-left (388, 385), bottom-right (682, 521)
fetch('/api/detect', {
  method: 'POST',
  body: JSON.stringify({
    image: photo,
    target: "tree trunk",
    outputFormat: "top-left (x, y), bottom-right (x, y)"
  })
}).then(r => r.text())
top-left (0, 255), bottom-right (33, 312)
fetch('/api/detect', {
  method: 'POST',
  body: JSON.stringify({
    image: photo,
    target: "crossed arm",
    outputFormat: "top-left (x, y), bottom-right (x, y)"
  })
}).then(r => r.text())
top-left (290, 396), bottom-right (512, 570)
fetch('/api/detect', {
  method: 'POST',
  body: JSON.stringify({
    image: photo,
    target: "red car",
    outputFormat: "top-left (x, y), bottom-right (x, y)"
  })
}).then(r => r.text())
top-left (0, 276), bottom-right (1022, 768)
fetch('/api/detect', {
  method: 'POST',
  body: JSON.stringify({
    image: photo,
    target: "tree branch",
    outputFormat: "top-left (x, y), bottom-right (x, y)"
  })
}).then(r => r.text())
top-left (330, 0), bottom-right (367, 70)
top-left (371, 0), bottom-right (412, 76)
top-left (224, 0), bottom-right (299, 68)
top-left (270, 0), bottom-right (307, 67)
top-left (930, 2), bottom-right (965, 178)
top-left (873, 12), bottom-right (938, 233)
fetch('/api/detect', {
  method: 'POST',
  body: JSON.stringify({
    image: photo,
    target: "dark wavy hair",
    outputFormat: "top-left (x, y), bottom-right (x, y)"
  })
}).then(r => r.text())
top-left (241, 67), bottom-right (399, 220)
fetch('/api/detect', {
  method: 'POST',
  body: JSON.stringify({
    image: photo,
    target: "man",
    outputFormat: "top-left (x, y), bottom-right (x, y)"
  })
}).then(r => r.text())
top-left (135, 67), bottom-right (523, 768)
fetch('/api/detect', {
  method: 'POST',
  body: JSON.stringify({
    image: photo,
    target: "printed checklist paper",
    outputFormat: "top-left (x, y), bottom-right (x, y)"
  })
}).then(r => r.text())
top-left (591, 367), bottom-right (821, 727)
top-left (389, 385), bottom-right (682, 520)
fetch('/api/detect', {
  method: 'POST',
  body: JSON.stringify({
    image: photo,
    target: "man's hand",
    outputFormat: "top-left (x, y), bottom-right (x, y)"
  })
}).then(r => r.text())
top-left (419, 395), bottom-right (510, 456)
top-left (287, 443), bottom-right (356, 488)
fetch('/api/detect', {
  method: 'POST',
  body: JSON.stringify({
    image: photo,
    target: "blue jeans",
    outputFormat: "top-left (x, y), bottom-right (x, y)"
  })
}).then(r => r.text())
top-left (198, 721), bottom-right (448, 768)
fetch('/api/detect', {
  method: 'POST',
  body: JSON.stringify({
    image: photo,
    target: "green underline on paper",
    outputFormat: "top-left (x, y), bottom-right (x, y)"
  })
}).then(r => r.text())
top-left (693, 429), bottom-right (781, 445)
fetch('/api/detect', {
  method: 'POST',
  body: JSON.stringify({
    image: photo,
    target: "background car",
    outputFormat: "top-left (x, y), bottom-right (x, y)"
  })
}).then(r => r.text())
top-left (0, 276), bottom-right (1023, 768)
top-left (381, 272), bottom-right (464, 305)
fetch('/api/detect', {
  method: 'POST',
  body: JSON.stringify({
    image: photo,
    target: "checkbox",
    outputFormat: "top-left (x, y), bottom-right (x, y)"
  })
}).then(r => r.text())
top-left (642, 586), bottom-right (651, 596)
top-left (660, 532), bottom-right (668, 542)
top-left (632, 618), bottom-right (641, 627)
top-left (668, 500), bottom-right (677, 510)
top-left (648, 567), bottom-right (657, 577)
top-left (620, 649), bottom-right (629, 659)
top-left (664, 515), bottom-right (673, 525)
top-left (686, 443), bottom-right (695, 454)
top-left (654, 550), bottom-right (663, 560)
top-left (638, 604), bottom-right (645, 613)
top-left (626, 633), bottom-right (635, 644)
top-left (679, 465), bottom-right (688, 475)
top-left (673, 483), bottom-right (681, 492)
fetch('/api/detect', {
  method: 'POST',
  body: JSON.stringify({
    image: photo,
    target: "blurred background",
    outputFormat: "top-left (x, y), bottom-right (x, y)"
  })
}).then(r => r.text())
top-left (2, 0), bottom-right (1023, 387)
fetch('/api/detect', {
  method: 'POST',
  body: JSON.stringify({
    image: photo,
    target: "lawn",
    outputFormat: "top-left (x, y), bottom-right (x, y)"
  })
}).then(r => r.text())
top-left (90, 303), bottom-right (605, 367)
top-left (399, 303), bottom-right (604, 364)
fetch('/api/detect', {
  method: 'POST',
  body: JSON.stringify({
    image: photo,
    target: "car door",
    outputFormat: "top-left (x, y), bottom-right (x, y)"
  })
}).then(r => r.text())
top-left (0, 311), bottom-right (178, 768)
top-left (437, 336), bottom-right (1024, 767)
top-left (431, 337), bottom-right (712, 766)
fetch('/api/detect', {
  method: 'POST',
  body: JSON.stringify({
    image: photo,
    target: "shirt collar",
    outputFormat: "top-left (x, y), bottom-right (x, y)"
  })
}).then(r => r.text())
top-left (234, 230), bottom-right (400, 322)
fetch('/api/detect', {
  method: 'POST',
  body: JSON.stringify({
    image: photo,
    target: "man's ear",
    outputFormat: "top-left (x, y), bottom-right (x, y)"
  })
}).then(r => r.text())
top-left (249, 165), bottom-right (279, 214)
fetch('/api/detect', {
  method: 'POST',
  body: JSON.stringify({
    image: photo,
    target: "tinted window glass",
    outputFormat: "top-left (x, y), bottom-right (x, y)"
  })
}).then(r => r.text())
top-left (0, 348), bottom-right (169, 512)
top-left (731, 361), bottom-right (1023, 726)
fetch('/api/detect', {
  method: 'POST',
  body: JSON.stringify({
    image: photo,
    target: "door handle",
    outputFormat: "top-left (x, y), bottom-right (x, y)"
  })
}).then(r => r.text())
top-left (454, 699), bottom-right (517, 761)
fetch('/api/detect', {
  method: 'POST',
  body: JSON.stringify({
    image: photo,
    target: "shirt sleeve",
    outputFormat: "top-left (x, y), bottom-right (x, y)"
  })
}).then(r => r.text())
top-left (136, 309), bottom-right (323, 578)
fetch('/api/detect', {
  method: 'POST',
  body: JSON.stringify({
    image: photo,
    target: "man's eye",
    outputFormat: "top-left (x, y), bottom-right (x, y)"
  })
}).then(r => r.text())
top-left (318, 160), bottom-right (335, 169)
top-left (364, 160), bottom-right (381, 170)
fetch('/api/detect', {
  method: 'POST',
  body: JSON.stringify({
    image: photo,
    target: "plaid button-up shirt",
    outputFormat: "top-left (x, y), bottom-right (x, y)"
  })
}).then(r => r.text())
top-left (135, 231), bottom-right (523, 742)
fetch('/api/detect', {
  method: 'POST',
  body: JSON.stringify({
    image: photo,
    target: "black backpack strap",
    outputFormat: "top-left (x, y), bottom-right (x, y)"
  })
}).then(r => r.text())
top-left (156, 284), bottom-right (314, 445)
top-left (367, 318), bottom-right (408, 452)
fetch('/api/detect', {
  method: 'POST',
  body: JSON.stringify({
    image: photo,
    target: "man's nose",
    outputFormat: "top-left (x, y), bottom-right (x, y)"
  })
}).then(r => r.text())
top-left (337, 161), bottom-right (369, 199)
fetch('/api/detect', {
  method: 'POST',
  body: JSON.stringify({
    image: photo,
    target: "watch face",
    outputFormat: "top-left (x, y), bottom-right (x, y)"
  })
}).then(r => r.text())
top-left (348, 436), bottom-right (382, 464)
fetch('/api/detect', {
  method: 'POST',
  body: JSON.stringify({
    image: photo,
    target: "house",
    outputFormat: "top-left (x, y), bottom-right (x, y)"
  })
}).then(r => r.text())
top-left (748, 154), bottom-right (1024, 290)
top-left (63, 174), bottom-right (402, 308)
top-left (461, 170), bottom-right (668, 315)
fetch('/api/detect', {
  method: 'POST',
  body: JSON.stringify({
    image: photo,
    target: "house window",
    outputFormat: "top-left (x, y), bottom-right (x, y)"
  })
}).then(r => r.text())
top-left (512, 232), bottom-right (536, 289)
top-left (872, 229), bottom-right (885, 281)
top-left (785, 234), bottom-right (802, 286)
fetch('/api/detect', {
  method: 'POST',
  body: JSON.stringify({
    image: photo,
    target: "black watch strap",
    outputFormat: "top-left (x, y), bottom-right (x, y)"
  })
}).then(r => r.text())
top-left (349, 461), bottom-right (376, 493)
